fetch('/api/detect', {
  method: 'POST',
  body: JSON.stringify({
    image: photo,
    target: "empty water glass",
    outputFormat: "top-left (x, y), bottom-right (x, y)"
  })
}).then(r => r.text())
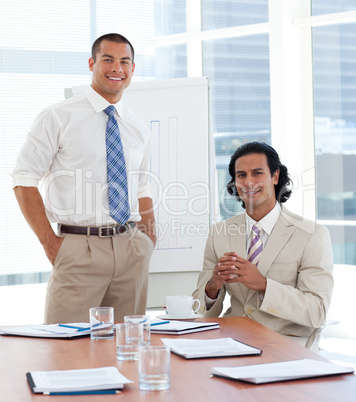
top-left (89, 307), bottom-right (114, 340)
top-left (116, 322), bottom-right (143, 360)
top-left (124, 315), bottom-right (151, 345)
top-left (139, 345), bottom-right (170, 391)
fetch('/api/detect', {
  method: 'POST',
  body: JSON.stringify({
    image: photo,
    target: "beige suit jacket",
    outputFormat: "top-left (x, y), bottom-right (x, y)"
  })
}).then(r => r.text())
top-left (192, 206), bottom-right (334, 339)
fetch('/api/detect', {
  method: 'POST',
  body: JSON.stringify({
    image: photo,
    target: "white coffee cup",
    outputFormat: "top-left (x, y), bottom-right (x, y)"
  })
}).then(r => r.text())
top-left (165, 296), bottom-right (201, 318)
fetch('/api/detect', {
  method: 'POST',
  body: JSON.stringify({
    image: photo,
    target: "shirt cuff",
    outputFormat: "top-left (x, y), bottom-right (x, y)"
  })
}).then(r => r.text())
top-left (137, 185), bottom-right (152, 200)
top-left (205, 291), bottom-right (219, 310)
top-left (11, 174), bottom-right (40, 189)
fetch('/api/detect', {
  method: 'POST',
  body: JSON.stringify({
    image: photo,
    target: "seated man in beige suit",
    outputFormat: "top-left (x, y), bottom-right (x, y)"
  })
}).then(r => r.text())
top-left (192, 141), bottom-right (333, 348)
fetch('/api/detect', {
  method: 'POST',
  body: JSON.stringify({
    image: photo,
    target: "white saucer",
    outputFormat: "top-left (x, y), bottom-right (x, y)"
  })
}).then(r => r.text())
top-left (156, 313), bottom-right (203, 320)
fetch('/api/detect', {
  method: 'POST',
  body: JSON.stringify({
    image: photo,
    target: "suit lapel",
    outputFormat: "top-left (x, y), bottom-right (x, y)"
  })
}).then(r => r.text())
top-left (258, 215), bottom-right (295, 276)
top-left (245, 211), bottom-right (296, 303)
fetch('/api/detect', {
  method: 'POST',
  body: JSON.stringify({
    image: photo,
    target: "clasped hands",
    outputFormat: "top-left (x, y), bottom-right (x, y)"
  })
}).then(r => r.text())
top-left (205, 252), bottom-right (267, 299)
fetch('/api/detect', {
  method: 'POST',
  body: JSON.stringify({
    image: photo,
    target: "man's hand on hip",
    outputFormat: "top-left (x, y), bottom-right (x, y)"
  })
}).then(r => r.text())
top-left (43, 236), bottom-right (64, 265)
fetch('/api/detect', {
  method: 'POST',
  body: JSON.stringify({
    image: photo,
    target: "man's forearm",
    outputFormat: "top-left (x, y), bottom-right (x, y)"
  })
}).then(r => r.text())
top-left (205, 280), bottom-right (220, 300)
top-left (138, 197), bottom-right (157, 245)
top-left (14, 186), bottom-right (56, 244)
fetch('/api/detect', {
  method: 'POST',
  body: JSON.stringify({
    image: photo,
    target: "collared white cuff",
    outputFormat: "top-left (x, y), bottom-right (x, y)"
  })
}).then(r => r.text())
top-left (137, 185), bottom-right (152, 200)
top-left (205, 291), bottom-right (219, 310)
top-left (11, 174), bottom-right (40, 188)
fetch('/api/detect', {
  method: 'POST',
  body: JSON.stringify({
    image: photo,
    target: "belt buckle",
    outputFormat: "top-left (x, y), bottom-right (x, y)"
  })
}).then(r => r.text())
top-left (98, 226), bottom-right (115, 238)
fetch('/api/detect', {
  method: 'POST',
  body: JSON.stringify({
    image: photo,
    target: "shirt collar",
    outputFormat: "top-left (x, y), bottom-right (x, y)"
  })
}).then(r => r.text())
top-left (245, 202), bottom-right (281, 236)
top-left (85, 86), bottom-right (124, 119)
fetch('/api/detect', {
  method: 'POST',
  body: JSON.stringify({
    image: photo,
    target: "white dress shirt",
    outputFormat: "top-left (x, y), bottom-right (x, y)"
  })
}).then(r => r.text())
top-left (12, 86), bottom-right (152, 226)
top-left (245, 202), bottom-right (281, 251)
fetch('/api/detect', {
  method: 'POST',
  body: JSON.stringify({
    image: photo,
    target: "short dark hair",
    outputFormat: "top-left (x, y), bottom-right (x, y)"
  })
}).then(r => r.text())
top-left (91, 33), bottom-right (135, 62)
top-left (227, 141), bottom-right (292, 208)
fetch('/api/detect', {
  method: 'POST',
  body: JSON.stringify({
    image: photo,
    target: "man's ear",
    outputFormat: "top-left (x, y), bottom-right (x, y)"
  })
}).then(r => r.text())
top-left (273, 169), bottom-right (280, 185)
top-left (88, 57), bottom-right (94, 72)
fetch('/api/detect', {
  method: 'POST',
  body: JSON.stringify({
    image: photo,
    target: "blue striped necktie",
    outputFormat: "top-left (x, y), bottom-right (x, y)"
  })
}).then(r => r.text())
top-left (247, 224), bottom-right (263, 266)
top-left (103, 105), bottom-right (130, 225)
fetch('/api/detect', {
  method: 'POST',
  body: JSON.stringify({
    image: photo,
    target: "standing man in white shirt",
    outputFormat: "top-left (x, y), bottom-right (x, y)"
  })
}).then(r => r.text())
top-left (12, 33), bottom-right (156, 324)
top-left (192, 141), bottom-right (334, 348)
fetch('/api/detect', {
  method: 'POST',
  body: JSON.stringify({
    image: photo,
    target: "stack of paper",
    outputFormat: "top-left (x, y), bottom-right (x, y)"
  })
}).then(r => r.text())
top-left (150, 320), bottom-right (219, 335)
top-left (211, 358), bottom-right (354, 384)
top-left (161, 337), bottom-right (262, 359)
top-left (0, 323), bottom-right (92, 339)
top-left (27, 366), bottom-right (133, 395)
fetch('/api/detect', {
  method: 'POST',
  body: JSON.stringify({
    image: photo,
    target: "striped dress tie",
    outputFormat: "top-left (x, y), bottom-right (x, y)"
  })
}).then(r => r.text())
top-left (247, 224), bottom-right (263, 266)
top-left (103, 105), bottom-right (130, 225)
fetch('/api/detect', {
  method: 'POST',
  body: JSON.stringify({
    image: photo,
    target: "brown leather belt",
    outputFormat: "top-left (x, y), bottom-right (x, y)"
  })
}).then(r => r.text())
top-left (58, 222), bottom-right (135, 237)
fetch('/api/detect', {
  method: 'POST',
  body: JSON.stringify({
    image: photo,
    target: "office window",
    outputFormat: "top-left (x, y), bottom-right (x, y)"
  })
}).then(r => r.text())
top-left (154, 0), bottom-right (186, 36)
top-left (155, 44), bottom-right (187, 79)
top-left (312, 0), bottom-right (356, 15)
top-left (203, 34), bottom-right (271, 220)
top-left (312, 21), bottom-right (356, 265)
top-left (0, 0), bottom-right (93, 285)
top-left (153, 0), bottom-right (187, 79)
top-left (201, 0), bottom-right (268, 30)
top-left (96, 0), bottom-right (155, 80)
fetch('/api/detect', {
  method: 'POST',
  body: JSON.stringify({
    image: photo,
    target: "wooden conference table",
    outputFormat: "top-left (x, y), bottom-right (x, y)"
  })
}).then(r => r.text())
top-left (1, 317), bottom-right (355, 402)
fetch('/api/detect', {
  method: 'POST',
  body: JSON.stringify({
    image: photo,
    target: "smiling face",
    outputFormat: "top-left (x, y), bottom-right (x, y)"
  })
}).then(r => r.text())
top-left (88, 40), bottom-right (135, 103)
top-left (235, 153), bottom-right (279, 221)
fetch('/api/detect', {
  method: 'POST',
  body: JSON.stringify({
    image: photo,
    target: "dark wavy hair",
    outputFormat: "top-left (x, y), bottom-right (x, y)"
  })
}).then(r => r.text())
top-left (227, 142), bottom-right (292, 209)
top-left (91, 33), bottom-right (135, 62)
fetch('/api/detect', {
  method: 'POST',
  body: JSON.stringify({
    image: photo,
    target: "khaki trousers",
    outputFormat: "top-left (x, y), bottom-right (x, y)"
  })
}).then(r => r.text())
top-left (44, 227), bottom-right (154, 324)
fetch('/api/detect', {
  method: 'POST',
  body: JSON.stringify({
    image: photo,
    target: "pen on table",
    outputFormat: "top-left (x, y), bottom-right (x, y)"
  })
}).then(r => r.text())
top-left (43, 389), bottom-right (121, 396)
top-left (151, 321), bottom-right (170, 326)
top-left (57, 323), bottom-right (102, 332)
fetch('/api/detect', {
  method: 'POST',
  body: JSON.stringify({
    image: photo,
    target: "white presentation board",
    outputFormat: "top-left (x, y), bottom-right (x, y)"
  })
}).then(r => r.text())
top-left (67, 77), bottom-right (213, 273)
top-left (124, 77), bottom-right (213, 273)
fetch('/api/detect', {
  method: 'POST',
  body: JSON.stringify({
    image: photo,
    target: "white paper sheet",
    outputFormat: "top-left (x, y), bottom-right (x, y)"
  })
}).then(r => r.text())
top-left (29, 367), bottom-right (132, 393)
top-left (211, 359), bottom-right (354, 384)
top-left (162, 337), bottom-right (261, 359)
